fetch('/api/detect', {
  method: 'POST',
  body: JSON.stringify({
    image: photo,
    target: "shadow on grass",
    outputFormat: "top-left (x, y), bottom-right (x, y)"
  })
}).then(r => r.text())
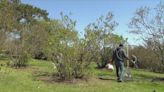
top-left (31, 71), bottom-right (56, 82)
top-left (98, 75), bottom-right (135, 83)
top-left (134, 73), bottom-right (154, 79)
top-left (133, 73), bottom-right (164, 82)
top-left (98, 75), bottom-right (116, 81)
top-left (152, 77), bottom-right (164, 82)
top-left (31, 71), bottom-right (89, 84)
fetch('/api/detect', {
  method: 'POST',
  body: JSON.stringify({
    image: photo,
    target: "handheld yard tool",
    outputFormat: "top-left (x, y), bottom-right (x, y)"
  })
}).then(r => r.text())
top-left (125, 42), bottom-right (132, 79)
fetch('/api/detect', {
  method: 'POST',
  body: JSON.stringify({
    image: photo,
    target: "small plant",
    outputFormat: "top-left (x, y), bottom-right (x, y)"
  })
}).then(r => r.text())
top-left (8, 43), bottom-right (28, 68)
top-left (10, 52), bottom-right (28, 68)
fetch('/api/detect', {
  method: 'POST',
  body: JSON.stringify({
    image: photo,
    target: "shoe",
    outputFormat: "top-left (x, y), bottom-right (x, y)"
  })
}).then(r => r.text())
top-left (117, 77), bottom-right (120, 80)
top-left (117, 79), bottom-right (123, 82)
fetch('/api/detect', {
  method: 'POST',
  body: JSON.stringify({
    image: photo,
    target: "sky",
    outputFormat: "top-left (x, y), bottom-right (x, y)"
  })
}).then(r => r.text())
top-left (21, 0), bottom-right (161, 45)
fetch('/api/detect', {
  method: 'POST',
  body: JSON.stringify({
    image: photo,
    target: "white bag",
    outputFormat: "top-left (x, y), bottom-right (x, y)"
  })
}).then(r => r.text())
top-left (106, 63), bottom-right (114, 71)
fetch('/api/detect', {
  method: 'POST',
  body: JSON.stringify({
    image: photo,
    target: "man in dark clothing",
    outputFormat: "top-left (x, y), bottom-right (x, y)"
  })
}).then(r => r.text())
top-left (111, 44), bottom-right (129, 82)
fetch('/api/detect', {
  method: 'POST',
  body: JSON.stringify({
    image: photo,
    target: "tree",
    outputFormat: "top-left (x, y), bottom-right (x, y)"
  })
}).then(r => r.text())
top-left (0, 0), bottom-right (16, 32)
top-left (0, 0), bottom-right (49, 67)
top-left (48, 13), bottom-right (93, 80)
top-left (129, 2), bottom-right (164, 66)
top-left (84, 12), bottom-right (124, 68)
top-left (22, 21), bottom-right (50, 60)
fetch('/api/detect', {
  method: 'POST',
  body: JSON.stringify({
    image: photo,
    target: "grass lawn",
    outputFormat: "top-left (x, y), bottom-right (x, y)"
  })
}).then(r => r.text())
top-left (0, 59), bottom-right (164, 92)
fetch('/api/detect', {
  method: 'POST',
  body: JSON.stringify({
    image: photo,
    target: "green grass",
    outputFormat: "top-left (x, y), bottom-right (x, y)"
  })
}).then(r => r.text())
top-left (0, 59), bottom-right (164, 92)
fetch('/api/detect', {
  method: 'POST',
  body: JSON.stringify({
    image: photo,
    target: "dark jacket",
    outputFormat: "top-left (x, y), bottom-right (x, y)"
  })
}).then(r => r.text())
top-left (112, 47), bottom-right (128, 62)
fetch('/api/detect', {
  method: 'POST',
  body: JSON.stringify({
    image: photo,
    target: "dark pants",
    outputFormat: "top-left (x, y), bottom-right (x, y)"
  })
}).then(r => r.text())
top-left (115, 61), bottom-right (124, 81)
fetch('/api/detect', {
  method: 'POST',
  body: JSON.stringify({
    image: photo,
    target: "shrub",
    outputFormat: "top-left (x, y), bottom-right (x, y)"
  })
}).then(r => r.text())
top-left (7, 42), bottom-right (28, 68)
top-left (10, 52), bottom-right (28, 68)
top-left (51, 41), bottom-right (93, 81)
top-left (96, 47), bottom-right (113, 68)
top-left (130, 46), bottom-right (164, 73)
